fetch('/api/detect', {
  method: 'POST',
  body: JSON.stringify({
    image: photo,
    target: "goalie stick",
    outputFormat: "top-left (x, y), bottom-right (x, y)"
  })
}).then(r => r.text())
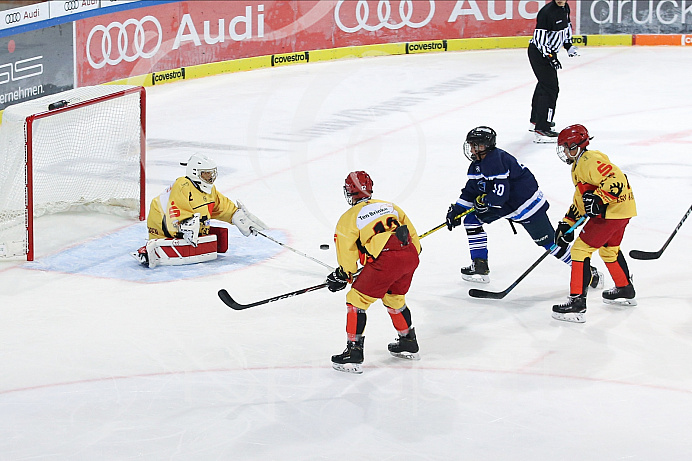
top-left (255, 230), bottom-right (335, 270)
top-left (468, 216), bottom-right (587, 300)
top-left (629, 203), bottom-right (692, 260)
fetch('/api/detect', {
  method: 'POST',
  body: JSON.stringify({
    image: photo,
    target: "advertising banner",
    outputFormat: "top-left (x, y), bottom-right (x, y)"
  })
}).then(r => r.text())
top-left (1, 24), bottom-right (74, 111)
top-left (75, 0), bottom-right (545, 86)
top-left (579, 0), bottom-right (692, 34)
top-left (0, 2), bottom-right (49, 32)
top-left (49, 0), bottom-right (101, 20)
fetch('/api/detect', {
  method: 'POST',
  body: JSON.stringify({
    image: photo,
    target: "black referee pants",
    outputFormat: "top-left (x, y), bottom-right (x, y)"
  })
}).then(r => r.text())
top-left (528, 43), bottom-right (559, 131)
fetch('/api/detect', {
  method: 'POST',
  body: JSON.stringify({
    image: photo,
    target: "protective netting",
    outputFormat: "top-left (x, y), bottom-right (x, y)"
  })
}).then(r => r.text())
top-left (0, 85), bottom-right (144, 258)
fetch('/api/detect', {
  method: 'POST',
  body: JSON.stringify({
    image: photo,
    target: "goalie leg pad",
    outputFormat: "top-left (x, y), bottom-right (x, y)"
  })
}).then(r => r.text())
top-left (209, 226), bottom-right (228, 253)
top-left (145, 235), bottom-right (218, 268)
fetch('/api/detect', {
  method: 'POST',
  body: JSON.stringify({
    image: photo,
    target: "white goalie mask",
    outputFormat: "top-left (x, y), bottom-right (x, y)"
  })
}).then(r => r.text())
top-left (183, 154), bottom-right (217, 194)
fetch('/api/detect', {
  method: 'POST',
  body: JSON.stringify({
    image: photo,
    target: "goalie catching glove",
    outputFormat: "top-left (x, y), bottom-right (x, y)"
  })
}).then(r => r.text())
top-left (326, 267), bottom-right (350, 292)
top-left (231, 201), bottom-right (267, 236)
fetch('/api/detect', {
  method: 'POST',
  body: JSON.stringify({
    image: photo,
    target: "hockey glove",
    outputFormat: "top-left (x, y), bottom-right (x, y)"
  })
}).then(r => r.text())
top-left (326, 267), bottom-right (349, 292)
top-left (547, 53), bottom-right (562, 70)
top-left (582, 191), bottom-right (605, 217)
top-left (232, 201), bottom-right (268, 237)
top-left (179, 213), bottom-right (201, 247)
top-left (554, 220), bottom-right (574, 250)
top-left (474, 194), bottom-right (489, 214)
top-left (446, 205), bottom-right (464, 231)
top-left (567, 45), bottom-right (579, 57)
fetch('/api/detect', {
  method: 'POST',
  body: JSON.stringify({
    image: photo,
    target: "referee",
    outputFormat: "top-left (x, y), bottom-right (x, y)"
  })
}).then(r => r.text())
top-left (528, 0), bottom-right (579, 143)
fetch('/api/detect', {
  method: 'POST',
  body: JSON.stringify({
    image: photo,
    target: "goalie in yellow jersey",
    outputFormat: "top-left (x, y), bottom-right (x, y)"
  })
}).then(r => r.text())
top-left (133, 154), bottom-right (266, 268)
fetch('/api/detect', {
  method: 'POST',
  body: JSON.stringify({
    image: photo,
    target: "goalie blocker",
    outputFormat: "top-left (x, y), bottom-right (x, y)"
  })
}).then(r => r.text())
top-left (134, 226), bottom-right (229, 268)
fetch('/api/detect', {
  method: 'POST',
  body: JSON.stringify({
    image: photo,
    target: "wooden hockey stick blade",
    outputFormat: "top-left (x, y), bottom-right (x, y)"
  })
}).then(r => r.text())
top-left (628, 250), bottom-right (662, 260)
top-left (218, 283), bottom-right (328, 310)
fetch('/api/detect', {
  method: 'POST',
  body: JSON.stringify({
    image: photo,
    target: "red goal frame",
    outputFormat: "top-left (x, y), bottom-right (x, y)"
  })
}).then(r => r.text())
top-left (22, 86), bottom-right (146, 261)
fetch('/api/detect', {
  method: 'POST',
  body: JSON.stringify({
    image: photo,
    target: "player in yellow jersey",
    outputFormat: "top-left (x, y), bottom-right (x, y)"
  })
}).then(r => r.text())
top-left (326, 171), bottom-right (422, 373)
top-left (552, 125), bottom-right (637, 323)
top-left (133, 154), bottom-right (266, 267)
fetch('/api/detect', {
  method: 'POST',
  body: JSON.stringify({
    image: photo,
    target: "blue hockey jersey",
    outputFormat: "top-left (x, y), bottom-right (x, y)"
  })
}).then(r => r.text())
top-left (454, 147), bottom-right (547, 223)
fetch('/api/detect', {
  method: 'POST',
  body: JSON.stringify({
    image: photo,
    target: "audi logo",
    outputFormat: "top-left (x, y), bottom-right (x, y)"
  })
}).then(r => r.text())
top-left (334, 0), bottom-right (435, 33)
top-left (5, 12), bottom-right (21, 24)
top-left (86, 16), bottom-right (162, 69)
top-left (64, 1), bottom-right (80, 11)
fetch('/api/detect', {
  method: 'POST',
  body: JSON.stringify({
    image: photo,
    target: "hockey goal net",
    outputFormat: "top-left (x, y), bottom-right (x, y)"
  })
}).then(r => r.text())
top-left (0, 85), bottom-right (146, 261)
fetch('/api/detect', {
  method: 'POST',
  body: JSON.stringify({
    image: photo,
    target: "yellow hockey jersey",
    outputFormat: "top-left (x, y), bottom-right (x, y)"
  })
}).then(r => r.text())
top-left (334, 199), bottom-right (421, 276)
top-left (147, 176), bottom-right (238, 239)
top-left (564, 149), bottom-right (637, 224)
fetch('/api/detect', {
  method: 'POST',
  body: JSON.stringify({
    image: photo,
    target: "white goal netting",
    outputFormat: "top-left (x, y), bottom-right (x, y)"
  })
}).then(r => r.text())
top-left (0, 85), bottom-right (145, 259)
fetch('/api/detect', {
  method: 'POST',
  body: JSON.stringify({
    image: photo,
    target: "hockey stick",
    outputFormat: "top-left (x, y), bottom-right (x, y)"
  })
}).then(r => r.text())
top-left (418, 208), bottom-right (475, 239)
top-left (468, 216), bottom-right (587, 300)
top-left (219, 267), bottom-right (364, 310)
top-left (219, 283), bottom-right (328, 310)
top-left (629, 203), bottom-right (692, 260)
top-left (255, 230), bottom-right (335, 270)
top-left (220, 211), bottom-right (457, 310)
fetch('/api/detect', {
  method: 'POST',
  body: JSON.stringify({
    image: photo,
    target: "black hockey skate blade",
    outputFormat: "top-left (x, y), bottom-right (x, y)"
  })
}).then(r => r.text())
top-left (218, 289), bottom-right (248, 310)
top-left (628, 250), bottom-right (660, 260)
top-left (468, 288), bottom-right (507, 299)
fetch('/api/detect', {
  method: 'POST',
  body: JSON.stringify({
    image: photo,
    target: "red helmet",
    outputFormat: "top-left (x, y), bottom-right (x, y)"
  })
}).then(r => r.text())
top-left (344, 171), bottom-right (373, 205)
top-left (556, 124), bottom-right (592, 164)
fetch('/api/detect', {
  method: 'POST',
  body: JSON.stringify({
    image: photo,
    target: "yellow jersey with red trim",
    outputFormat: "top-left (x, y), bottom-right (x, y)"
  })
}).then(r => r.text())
top-left (564, 149), bottom-right (636, 223)
top-left (334, 199), bottom-right (421, 276)
top-left (147, 176), bottom-right (238, 239)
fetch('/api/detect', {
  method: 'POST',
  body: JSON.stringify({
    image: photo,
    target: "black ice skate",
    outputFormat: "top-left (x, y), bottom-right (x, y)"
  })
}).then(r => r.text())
top-left (589, 266), bottom-right (604, 289)
top-left (533, 129), bottom-right (559, 143)
top-left (529, 121), bottom-right (555, 132)
top-left (331, 337), bottom-right (364, 374)
top-left (461, 258), bottom-right (490, 284)
top-left (602, 284), bottom-right (637, 306)
top-left (552, 295), bottom-right (587, 323)
top-left (388, 327), bottom-right (420, 361)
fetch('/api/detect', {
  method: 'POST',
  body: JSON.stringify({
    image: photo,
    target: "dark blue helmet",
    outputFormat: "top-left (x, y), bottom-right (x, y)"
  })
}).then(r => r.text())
top-left (464, 126), bottom-right (496, 161)
top-left (466, 126), bottom-right (497, 149)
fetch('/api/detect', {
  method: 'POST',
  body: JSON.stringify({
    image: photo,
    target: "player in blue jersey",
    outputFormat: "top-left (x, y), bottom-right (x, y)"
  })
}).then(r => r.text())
top-left (445, 126), bottom-right (601, 286)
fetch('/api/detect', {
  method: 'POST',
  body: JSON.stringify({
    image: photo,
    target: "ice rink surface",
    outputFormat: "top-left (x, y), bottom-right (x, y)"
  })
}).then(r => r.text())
top-left (1, 46), bottom-right (691, 460)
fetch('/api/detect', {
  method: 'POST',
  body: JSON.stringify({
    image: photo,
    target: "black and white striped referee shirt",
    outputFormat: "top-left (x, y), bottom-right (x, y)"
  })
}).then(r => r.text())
top-left (529, 1), bottom-right (574, 57)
